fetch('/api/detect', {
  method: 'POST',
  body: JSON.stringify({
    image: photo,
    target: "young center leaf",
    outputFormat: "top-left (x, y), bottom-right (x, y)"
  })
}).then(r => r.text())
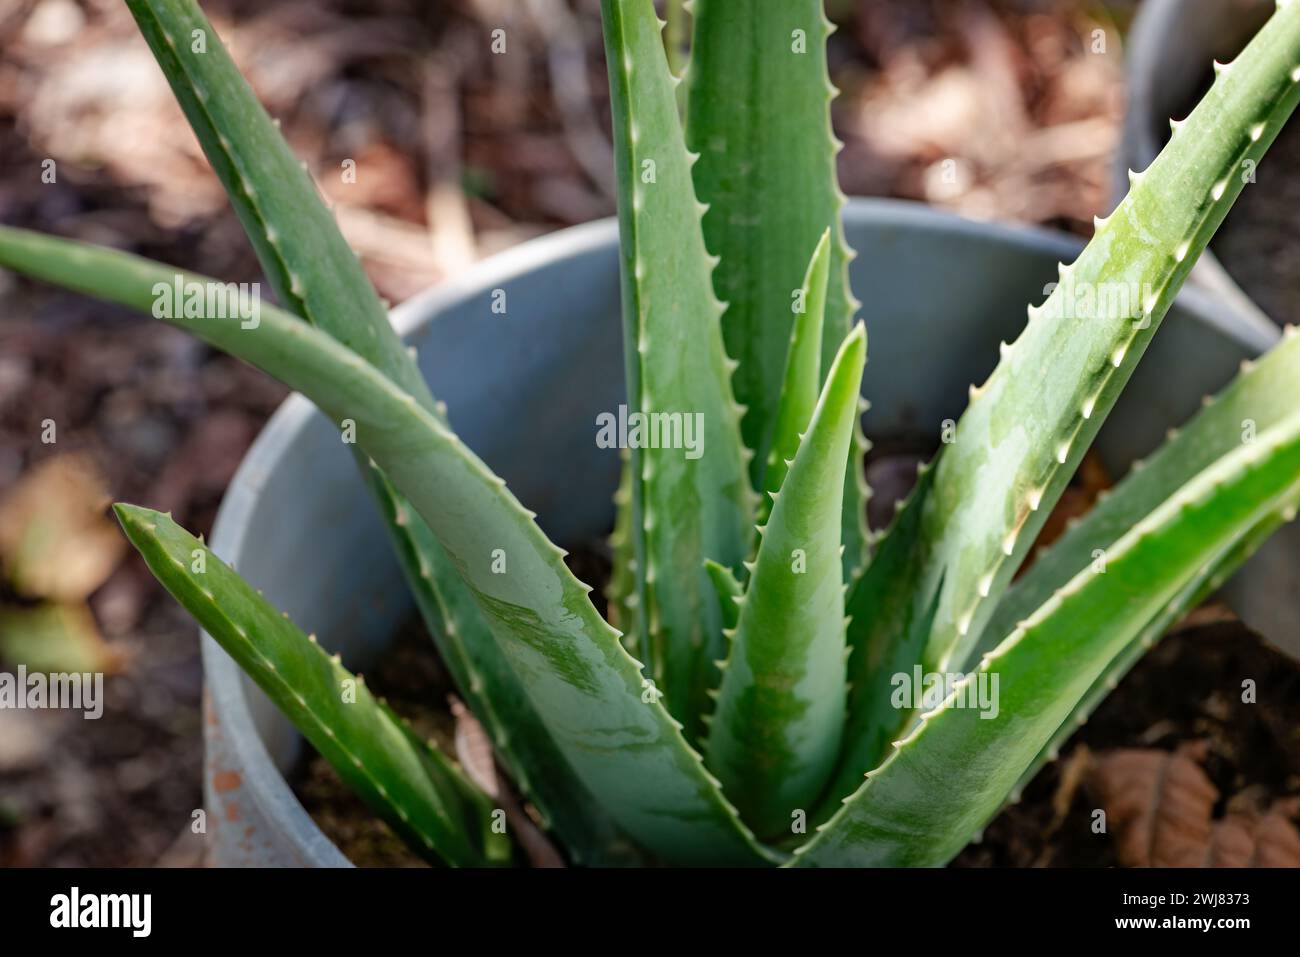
top-left (761, 229), bottom-right (831, 525)
top-left (706, 323), bottom-right (865, 838)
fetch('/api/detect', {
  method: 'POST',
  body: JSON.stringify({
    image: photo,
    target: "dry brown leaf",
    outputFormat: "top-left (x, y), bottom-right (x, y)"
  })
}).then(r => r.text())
top-left (450, 695), bottom-right (500, 799)
top-left (1049, 744), bottom-right (1092, 832)
top-left (0, 601), bottom-right (123, 674)
top-left (449, 696), bottom-right (565, 868)
top-left (0, 454), bottom-right (124, 602)
top-left (1089, 745), bottom-right (1300, 867)
top-left (1251, 806), bottom-right (1300, 866)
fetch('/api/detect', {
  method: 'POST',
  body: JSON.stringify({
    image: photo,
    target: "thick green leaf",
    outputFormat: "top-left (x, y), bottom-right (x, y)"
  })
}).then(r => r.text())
top-left (1, 234), bottom-right (775, 866)
top-left (830, 0), bottom-right (1300, 801)
top-left (124, 0), bottom-right (426, 401)
top-left (1006, 493), bottom-right (1298, 804)
top-left (686, 0), bottom-right (869, 581)
top-left (115, 504), bottom-right (510, 867)
top-left (122, 0), bottom-right (635, 862)
top-left (979, 327), bottom-right (1300, 661)
top-left (219, 322), bottom-right (776, 863)
top-left (968, 327), bottom-right (1300, 801)
top-left (761, 229), bottom-right (830, 525)
top-left (794, 410), bottom-right (1300, 866)
top-left (602, 0), bottom-right (757, 741)
top-left (817, 458), bottom-right (938, 817)
top-left (366, 466), bottom-right (640, 866)
top-left (706, 324), bottom-right (864, 838)
top-left (0, 225), bottom-right (632, 863)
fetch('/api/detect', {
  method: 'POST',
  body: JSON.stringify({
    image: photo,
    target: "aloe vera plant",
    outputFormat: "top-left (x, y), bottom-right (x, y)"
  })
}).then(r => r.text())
top-left (3, 0), bottom-right (1300, 866)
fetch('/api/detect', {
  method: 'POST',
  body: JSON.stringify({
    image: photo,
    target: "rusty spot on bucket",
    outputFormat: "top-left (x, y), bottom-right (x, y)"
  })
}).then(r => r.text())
top-left (212, 769), bottom-right (242, 793)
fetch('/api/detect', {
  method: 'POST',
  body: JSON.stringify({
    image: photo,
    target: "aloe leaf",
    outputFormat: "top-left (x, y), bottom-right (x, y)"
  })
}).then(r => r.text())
top-left (831, 0), bottom-right (1300, 798)
top-left (818, 459), bottom-right (939, 812)
top-left (703, 559), bottom-right (742, 631)
top-left (114, 505), bottom-right (510, 867)
top-left (977, 327), bottom-right (1300, 662)
top-left (760, 229), bottom-right (830, 525)
top-left (0, 226), bottom-right (637, 863)
top-left (706, 324), bottom-right (865, 838)
top-left (968, 327), bottom-right (1300, 800)
top-left (122, 0), bottom-right (640, 860)
top-left (794, 411), bottom-right (1300, 866)
top-left (952, 334), bottom-right (1300, 807)
top-left (208, 316), bottom-right (776, 863)
top-left (686, 0), bottom-right (869, 581)
top-left (0, 234), bottom-right (776, 866)
top-left (602, 0), bottom-right (757, 741)
top-left (365, 467), bottom-right (640, 866)
top-left (1007, 493), bottom-right (1298, 804)
top-left (123, 0), bottom-right (428, 403)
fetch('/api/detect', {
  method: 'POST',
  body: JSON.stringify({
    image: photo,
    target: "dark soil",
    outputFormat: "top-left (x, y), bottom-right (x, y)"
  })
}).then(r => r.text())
top-left (1211, 111), bottom-right (1300, 326)
top-left (954, 615), bottom-right (1300, 867)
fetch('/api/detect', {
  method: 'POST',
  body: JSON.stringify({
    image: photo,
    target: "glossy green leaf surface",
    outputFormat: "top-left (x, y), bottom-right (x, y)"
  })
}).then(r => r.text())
top-left (830, 0), bottom-right (1300, 803)
top-left (0, 224), bottom-right (631, 863)
top-left (602, 0), bottom-right (757, 741)
top-left (707, 324), bottom-right (864, 837)
top-left (686, 0), bottom-right (869, 580)
top-left (973, 327), bottom-right (1300, 798)
top-left (115, 505), bottom-right (510, 867)
top-left (123, 0), bottom-right (636, 863)
top-left (1007, 493), bottom-right (1297, 804)
top-left (796, 410), bottom-right (1300, 866)
top-left (24, 242), bottom-right (774, 865)
top-left (761, 230), bottom-right (830, 525)
top-left (367, 467), bottom-right (639, 865)
top-left (979, 327), bottom-right (1300, 660)
top-left (818, 459), bottom-right (937, 815)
